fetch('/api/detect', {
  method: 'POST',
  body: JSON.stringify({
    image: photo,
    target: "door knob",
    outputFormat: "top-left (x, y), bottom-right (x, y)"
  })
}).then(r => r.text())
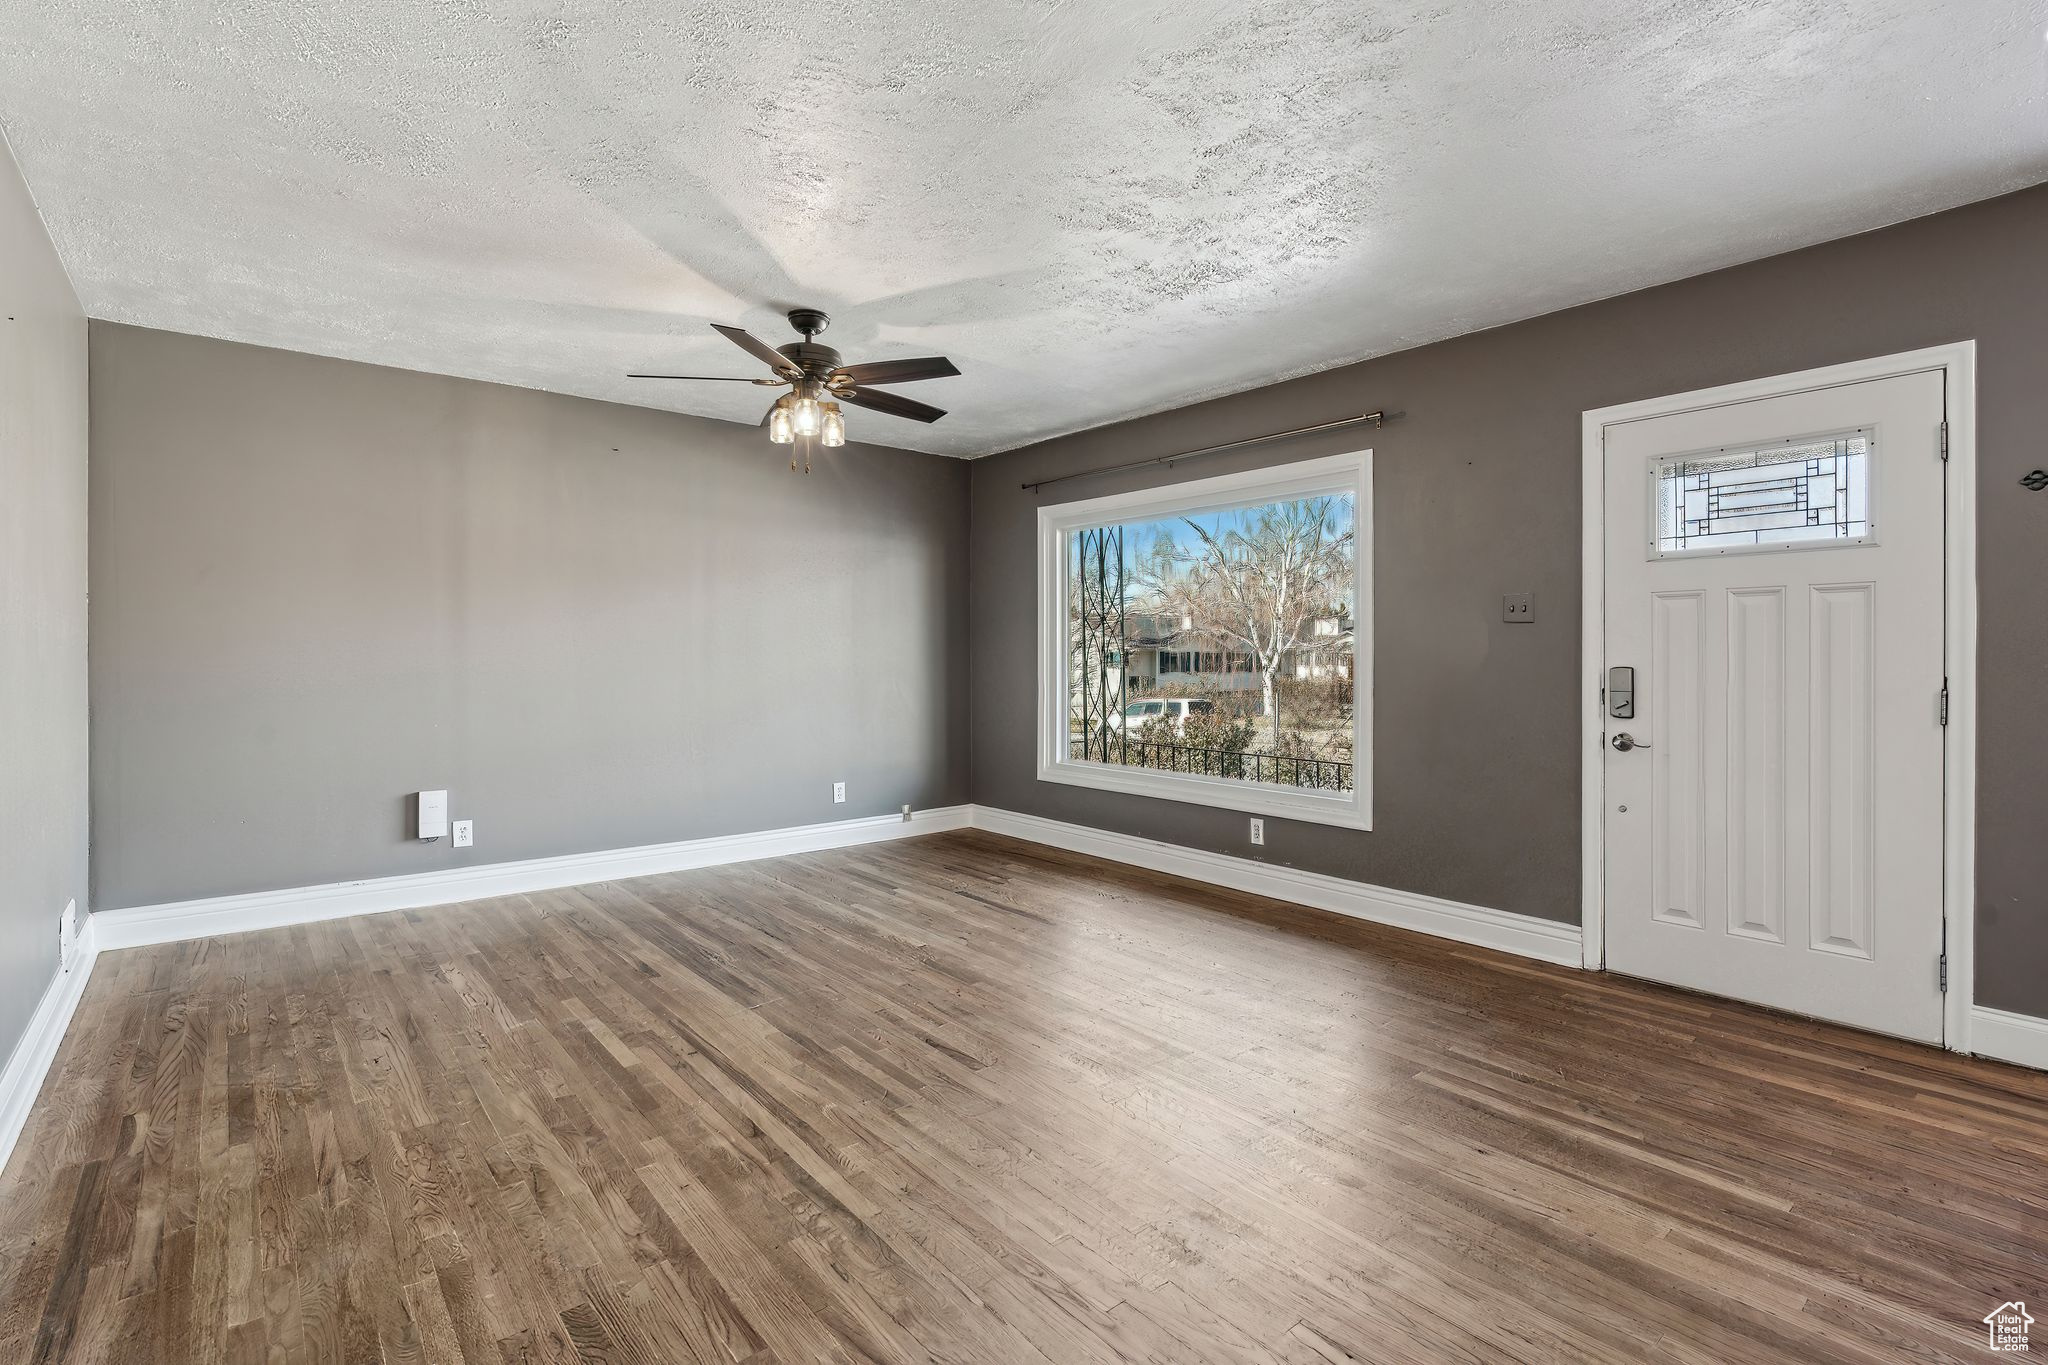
top-left (1611, 732), bottom-right (1651, 752)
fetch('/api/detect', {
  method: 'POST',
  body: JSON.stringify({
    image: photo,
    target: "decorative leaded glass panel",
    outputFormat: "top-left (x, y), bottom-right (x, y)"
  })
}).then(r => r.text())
top-left (1654, 431), bottom-right (1872, 556)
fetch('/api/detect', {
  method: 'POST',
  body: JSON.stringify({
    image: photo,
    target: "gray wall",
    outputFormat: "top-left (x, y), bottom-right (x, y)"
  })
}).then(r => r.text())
top-left (0, 138), bottom-right (89, 1067)
top-left (90, 323), bottom-right (969, 909)
top-left (970, 184), bottom-right (2048, 1018)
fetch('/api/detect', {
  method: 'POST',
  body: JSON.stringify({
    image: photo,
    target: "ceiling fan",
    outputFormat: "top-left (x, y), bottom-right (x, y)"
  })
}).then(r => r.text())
top-left (630, 308), bottom-right (958, 466)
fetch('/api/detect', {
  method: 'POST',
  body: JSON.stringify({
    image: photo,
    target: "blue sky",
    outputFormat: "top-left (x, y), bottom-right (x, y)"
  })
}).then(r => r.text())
top-left (1073, 493), bottom-right (1357, 596)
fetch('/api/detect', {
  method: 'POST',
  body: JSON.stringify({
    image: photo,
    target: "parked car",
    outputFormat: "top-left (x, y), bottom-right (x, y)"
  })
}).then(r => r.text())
top-left (1106, 697), bottom-right (1214, 734)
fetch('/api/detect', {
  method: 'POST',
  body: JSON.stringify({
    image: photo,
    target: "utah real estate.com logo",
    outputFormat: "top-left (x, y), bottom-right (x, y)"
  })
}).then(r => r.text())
top-left (1985, 1301), bottom-right (2034, 1353)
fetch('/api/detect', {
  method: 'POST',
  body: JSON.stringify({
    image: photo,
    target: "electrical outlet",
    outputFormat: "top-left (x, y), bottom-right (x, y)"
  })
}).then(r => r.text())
top-left (833, 781), bottom-right (846, 803)
top-left (1503, 592), bottom-right (1535, 623)
top-left (58, 899), bottom-right (79, 972)
top-left (452, 819), bottom-right (473, 848)
top-left (1250, 817), bottom-right (1265, 846)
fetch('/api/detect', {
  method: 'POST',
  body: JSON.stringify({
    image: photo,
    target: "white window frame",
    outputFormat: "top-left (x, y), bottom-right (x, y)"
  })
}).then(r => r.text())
top-left (1035, 450), bottom-right (1373, 830)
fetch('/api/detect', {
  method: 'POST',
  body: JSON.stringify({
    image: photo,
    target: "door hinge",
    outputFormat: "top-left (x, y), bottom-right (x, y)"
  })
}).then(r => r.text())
top-left (1939, 920), bottom-right (1949, 993)
top-left (1939, 952), bottom-right (1948, 993)
top-left (1939, 680), bottom-right (1949, 727)
top-left (1939, 420), bottom-right (1950, 461)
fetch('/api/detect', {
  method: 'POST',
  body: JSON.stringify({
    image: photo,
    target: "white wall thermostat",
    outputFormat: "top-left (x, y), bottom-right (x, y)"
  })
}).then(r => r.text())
top-left (417, 789), bottom-right (448, 841)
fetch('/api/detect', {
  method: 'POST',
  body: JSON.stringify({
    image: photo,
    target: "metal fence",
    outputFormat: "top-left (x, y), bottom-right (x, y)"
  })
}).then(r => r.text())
top-left (1074, 736), bottom-right (1352, 791)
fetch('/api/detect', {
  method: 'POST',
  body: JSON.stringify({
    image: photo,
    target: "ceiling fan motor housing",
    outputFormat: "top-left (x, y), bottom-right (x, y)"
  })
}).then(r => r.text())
top-left (775, 341), bottom-right (845, 391)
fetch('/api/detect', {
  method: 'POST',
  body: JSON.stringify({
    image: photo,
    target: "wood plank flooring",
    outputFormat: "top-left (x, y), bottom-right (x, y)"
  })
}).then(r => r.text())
top-left (3, 829), bottom-right (2044, 1363)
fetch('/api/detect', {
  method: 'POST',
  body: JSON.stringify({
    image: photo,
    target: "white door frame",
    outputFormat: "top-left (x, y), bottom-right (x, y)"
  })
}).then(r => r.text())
top-left (1580, 342), bottom-right (1977, 1053)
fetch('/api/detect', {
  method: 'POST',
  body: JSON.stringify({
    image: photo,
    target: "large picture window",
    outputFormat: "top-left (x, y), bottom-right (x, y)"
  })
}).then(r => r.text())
top-left (1036, 452), bottom-right (1372, 829)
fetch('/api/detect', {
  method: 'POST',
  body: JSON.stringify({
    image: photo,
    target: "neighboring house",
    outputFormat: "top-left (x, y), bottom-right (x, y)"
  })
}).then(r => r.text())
top-left (1113, 613), bottom-right (1265, 698)
top-left (1093, 611), bottom-right (1351, 710)
top-left (1156, 643), bottom-right (1262, 693)
top-left (1294, 614), bottom-right (1354, 682)
top-left (1107, 611), bottom-right (1177, 694)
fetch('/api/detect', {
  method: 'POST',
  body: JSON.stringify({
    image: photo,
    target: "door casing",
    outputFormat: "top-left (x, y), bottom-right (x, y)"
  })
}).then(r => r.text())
top-left (1580, 342), bottom-right (1977, 1053)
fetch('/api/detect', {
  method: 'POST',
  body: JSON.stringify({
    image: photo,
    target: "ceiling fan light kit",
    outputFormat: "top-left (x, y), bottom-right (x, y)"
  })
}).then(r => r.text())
top-left (634, 309), bottom-right (957, 466)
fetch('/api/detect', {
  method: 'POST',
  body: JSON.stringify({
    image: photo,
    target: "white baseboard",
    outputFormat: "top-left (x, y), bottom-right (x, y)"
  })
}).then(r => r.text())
top-left (969, 805), bottom-right (1584, 967)
top-left (93, 805), bottom-right (974, 952)
top-left (969, 809), bottom-right (2048, 1070)
top-left (20, 800), bottom-right (2038, 1184)
top-left (1969, 1007), bottom-right (2048, 1073)
top-left (0, 915), bottom-right (100, 1178)
top-left (88, 801), bottom-right (1579, 971)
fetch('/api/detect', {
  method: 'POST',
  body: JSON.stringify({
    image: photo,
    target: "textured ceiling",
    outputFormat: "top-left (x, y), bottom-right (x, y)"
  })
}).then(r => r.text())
top-left (3, 2), bottom-right (2046, 457)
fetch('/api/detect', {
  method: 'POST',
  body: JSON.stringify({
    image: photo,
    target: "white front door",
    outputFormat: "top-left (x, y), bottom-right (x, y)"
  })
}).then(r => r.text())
top-left (1602, 368), bottom-right (1948, 1042)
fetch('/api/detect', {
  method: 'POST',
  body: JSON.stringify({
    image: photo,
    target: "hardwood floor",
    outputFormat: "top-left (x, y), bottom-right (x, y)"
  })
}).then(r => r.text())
top-left (2, 829), bottom-right (2043, 1363)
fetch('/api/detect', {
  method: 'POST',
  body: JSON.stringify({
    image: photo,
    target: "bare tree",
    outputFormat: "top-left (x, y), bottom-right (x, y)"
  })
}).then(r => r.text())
top-left (1138, 498), bottom-right (1353, 751)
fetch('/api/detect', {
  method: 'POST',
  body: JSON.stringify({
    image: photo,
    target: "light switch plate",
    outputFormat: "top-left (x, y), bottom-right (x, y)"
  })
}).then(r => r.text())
top-left (1503, 592), bottom-right (1534, 623)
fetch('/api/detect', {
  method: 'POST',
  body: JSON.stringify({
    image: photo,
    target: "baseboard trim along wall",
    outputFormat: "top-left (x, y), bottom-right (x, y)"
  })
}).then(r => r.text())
top-left (9, 801), bottom-right (2043, 1177)
top-left (972, 805), bottom-right (1587, 967)
top-left (971, 809), bottom-right (2048, 1076)
top-left (1968, 1007), bottom-right (2048, 1073)
top-left (92, 802), bottom-right (1585, 968)
top-left (0, 915), bottom-right (100, 1177)
top-left (92, 805), bottom-right (975, 951)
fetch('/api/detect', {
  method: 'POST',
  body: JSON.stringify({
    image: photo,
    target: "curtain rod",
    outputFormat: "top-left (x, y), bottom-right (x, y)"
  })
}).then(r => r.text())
top-left (1019, 410), bottom-right (1393, 493)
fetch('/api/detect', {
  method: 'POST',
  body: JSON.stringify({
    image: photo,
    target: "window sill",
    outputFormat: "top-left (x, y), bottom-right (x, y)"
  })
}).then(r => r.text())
top-left (1036, 757), bottom-right (1373, 831)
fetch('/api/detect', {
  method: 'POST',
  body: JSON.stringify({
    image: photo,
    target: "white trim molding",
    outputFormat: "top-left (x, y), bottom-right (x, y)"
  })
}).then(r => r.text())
top-left (6, 795), bottom-right (2041, 1178)
top-left (0, 914), bottom-right (100, 1177)
top-left (1969, 1008), bottom-right (2048, 1073)
top-left (94, 806), bottom-right (974, 951)
top-left (1034, 450), bottom-right (1374, 832)
top-left (1580, 342), bottom-right (1978, 1050)
top-left (973, 805), bottom-right (1581, 966)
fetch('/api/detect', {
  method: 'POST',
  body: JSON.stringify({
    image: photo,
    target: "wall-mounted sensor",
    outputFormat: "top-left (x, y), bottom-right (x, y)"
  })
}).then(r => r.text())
top-left (417, 789), bottom-right (448, 841)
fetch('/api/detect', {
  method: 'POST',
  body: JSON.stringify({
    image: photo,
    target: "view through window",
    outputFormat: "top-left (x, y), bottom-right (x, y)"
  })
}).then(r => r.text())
top-left (1067, 489), bottom-right (1357, 792)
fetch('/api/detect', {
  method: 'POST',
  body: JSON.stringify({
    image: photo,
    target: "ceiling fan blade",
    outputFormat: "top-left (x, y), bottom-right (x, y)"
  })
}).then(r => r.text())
top-left (712, 323), bottom-right (798, 375)
top-left (839, 386), bottom-right (946, 424)
top-left (626, 373), bottom-right (763, 381)
top-left (830, 356), bottom-right (960, 386)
